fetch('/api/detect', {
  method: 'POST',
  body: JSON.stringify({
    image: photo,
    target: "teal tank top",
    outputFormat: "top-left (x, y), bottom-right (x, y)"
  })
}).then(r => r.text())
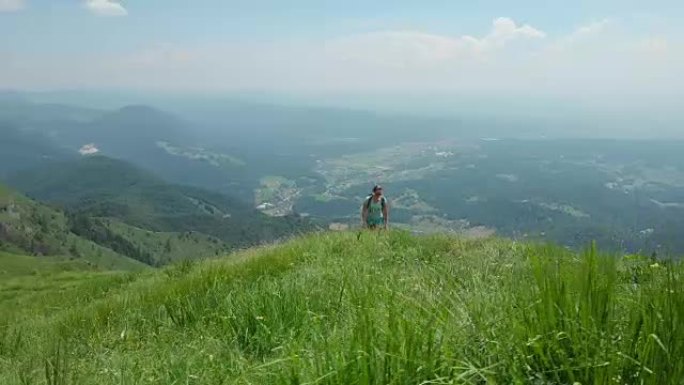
top-left (367, 197), bottom-right (385, 225)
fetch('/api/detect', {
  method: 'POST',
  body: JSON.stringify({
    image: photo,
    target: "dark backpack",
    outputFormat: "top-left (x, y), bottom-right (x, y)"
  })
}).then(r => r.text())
top-left (365, 195), bottom-right (386, 210)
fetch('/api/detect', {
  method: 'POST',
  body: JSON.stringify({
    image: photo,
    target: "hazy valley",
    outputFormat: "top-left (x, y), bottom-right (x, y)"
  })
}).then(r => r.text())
top-left (3, 94), bottom-right (683, 261)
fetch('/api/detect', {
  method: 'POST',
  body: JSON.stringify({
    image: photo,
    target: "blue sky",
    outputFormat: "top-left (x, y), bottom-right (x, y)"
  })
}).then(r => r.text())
top-left (3, 1), bottom-right (680, 46)
top-left (1, 0), bottom-right (682, 105)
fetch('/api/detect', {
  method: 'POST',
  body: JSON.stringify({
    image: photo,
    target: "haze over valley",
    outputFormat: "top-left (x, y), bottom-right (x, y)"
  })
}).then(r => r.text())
top-left (2, 92), bottom-right (684, 255)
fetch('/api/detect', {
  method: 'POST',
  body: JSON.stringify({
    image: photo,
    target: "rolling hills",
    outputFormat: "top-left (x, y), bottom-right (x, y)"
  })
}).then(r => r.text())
top-left (49, 105), bottom-right (194, 162)
top-left (0, 231), bottom-right (681, 384)
top-left (0, 123), bottom-right (75, 178)
top-left (0, 96), bottom-right (249, 198)
top-left (0, 94), bottom-right (101, 177)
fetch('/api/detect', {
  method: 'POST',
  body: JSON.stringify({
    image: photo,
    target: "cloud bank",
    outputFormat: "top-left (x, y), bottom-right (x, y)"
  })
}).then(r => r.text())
top-left (84, 0), bottom-right (127, 17)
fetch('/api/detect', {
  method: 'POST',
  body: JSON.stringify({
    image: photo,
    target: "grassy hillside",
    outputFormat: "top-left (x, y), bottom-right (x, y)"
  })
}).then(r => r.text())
top-left (0, 250), bottom-right (123, 311)
top-left (0, 250), bottom-right (96, 278)
top-left (1, 231), bottom-right (682, 384)
top-left (0, 184), bottom-right (145, 270)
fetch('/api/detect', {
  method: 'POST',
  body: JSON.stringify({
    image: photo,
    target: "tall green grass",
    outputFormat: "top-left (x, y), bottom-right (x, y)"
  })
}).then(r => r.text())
top-left (0, 231), bottom-right (682, 384)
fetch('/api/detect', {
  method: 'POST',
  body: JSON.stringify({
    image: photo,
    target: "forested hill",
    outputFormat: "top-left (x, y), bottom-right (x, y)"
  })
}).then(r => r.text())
top-left (4, 156), bottom-right (314, 266)
top-left (0, 183), bottom-right (145, 270)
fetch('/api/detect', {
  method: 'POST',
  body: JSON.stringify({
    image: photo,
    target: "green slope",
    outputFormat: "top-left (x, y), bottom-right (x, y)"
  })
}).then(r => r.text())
top-left (8, 156), bottom-right (312, 249)
top-left (0, 250), bottom-right (122, 310)
top-left (1, 231), bottom-right (682, 384)
top-left (0, 183), bottom-right (145, 271)
top-left (0, 250), bottom-right (96, 278)
top-left (99, 219), bottom-right (230, 265)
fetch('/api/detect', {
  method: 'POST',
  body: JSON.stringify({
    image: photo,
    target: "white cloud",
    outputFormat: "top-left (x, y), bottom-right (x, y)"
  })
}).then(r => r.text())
top-left (567, 19), bottom-right (612, 41)
top-left (84, 0), bottom-right (127, 17)
top-left (326, 17), bottom-right (546, 68)
top-left (488, 17), bottom-right (546, 44)
top-left (548, 19), bottom-right (614, 53)
top-left (324, 18), bottom-right (683, 97)
top-left (0, 0), bottom-right (25, 12)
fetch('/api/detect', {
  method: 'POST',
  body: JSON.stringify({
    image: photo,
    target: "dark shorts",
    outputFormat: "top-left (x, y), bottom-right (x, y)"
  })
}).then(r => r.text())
top-left (366, 218), bottom-right (384, 229)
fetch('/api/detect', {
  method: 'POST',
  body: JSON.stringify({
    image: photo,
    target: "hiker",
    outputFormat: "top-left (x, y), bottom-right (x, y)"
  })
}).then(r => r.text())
top-left (361, 185), bottom-right (389, 229)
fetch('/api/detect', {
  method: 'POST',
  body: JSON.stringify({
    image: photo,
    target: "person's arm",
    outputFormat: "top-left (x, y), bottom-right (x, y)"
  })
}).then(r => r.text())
top-left (361, 204), bottom-right (368, 227)
top-left (383, 199), bottom-right (389, 229)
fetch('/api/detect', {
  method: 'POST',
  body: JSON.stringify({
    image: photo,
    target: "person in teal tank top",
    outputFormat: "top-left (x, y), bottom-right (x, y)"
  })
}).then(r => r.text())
top-left (361, 185), bottom-right (389, 229)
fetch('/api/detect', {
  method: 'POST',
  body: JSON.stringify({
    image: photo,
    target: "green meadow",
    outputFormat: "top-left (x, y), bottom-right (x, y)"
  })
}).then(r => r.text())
top-left (1, 231), bottom-right (682, 384)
